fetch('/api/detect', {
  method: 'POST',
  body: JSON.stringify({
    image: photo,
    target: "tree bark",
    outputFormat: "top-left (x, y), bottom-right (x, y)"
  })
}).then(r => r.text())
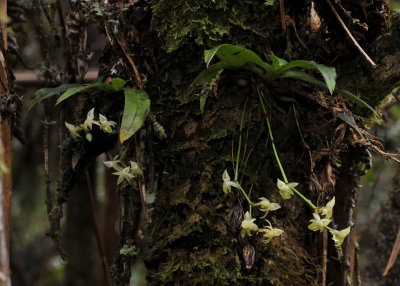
top-left (28, 0), bottom-right (400, 285)
top-left (0, 1), bottom-right (11, 284)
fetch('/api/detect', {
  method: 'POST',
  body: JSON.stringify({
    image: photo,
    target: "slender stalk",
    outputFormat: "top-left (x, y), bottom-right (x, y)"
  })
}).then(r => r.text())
top-left (292, 187), bottom-right (316, 209)
top-left (233, 101), bottom-right (253, 217)
top-left (259, 93), bottom-right (316, 209)
top-left (237, 184), bottom-right (252, 206)
top-left (265, 116), bottom-right (288, 183)
top-left (258, 93), bottom-right (344, 237)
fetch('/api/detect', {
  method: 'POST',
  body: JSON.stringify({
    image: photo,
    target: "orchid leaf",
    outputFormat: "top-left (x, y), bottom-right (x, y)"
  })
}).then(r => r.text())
top-left (194, 63), bottom-right (225, 85)
top-left (204, 44), bottom-right (272, 73)
top-left (337, 89), bottom-right (379, 117)
top-left (56, 82), bottom-right (114, 105)
top-left (338, 112), bottom-right (362, 136)
top-left (120, 88), bottom-right (150, 143)
top-left (27, 84), bottom-right (80, 116)
top-left (111, 78), bottom-right (127, 91)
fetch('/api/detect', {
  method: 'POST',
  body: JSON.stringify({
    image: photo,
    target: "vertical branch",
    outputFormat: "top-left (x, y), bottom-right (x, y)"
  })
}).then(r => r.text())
top-left (0, 0), bottom-right (11, 284)
top-left (321, 229), bottom-right (327, 286)
top-left (103, 167), bottom-right (119, 273)
top-left (0, 189), bottom-right (9, 286)
top-left (279, 0), bottom-right (287, 33)
top-left (43, 114), bottom-right (53, 215)
top-left (84, 169), bottom-right (113, 286)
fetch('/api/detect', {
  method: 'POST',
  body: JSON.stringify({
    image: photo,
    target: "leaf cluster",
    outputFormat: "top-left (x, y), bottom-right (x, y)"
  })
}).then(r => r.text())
top-left (28, 78), bottom-right (150, 143)
top-left (194, 44), bottom-right (377, 116)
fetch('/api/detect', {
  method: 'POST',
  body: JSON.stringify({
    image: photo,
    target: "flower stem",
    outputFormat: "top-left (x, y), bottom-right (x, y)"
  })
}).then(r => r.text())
top-left (292, 188), bottom-right (316, 209)
top-left (259, 93), bottom-right (316, 210)
top-left (266, 117), bottom-right (288, 183)
top-left (237, 183), bottom-right (252, 206)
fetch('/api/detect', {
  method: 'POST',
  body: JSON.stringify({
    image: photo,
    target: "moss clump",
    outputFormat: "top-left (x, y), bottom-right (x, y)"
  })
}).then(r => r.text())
top-left (150, 0), bottom-right (279, 52)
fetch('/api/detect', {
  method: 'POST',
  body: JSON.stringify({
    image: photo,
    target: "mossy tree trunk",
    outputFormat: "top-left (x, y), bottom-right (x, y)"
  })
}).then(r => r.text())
top-left (33, 0), bottom-right (400, 285)
top-left (120, 1), bottom-right (395, 285)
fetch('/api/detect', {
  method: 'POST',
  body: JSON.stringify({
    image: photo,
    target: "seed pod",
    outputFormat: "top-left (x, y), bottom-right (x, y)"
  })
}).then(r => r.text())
top-left (242, 244), bottom-right (255, 270)
top-left (226, 205), bottom-right (244, 231)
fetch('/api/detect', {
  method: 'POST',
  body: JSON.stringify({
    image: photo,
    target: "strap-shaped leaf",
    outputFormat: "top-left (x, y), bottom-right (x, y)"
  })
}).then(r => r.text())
top-left (284, 71), bottom-right (378, 116)
top-left (120, 88), bottom-right (150, 143)
top-left (204, 44), bottom-right (272, 73)
top-left (200, 95), bottom-right (207, 114)
top-left (336, 89), bottom-right (380, 118)
top-left (278, 59), bottom-right (315, 72)
top-left (278, 60), bottom-right (336, 94)
top-left (27, 84), bottom-right (80, 117)
top-left (56, 82), bottom-right (114, 105)
top-left (193, 62), bottom-right (226, 85)
top-left (281, 70), bottom-right (327, 90)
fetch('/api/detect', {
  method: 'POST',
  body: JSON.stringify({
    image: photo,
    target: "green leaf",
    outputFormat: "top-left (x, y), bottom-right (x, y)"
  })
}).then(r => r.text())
top-left (200, 95), bottom-right (207, 114)
top-left (27, 84), bottom-right (80, 117)
top-left (336, 89), bottom-right (380, 118)
top-left (281, 70), bottom-right (328, 90)
top-left (193, 63), bottom-right (225, 85)
top-left (120, 88), bottom-right (151, 143)
top-left (204, 44), bottom-right (271, 73)
top-left (111, 78), bottom-right (127, 91)
top-left (278, 60), bottom-right (315, 72)
top-left (312, 63), bottom-right (336, 95)
top-left (264, 0), bottom-right (275, 6)
top-left (268, 55), bottom-right (288, 69)
top-left (56, 82), bottom-right (114, 105)
top-left (277, 59), bottom-right (336, 94)
top-left (338, 112), bottom-right (363, 136)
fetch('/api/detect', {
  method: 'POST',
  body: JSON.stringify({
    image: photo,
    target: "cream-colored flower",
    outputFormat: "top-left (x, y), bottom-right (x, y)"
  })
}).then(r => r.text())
top-left (113, 166), bottom-right (135, 185)
top-left (308, 213), bottom-right (331, 232)
top-left (81, 108), bottom-right (99, 132)
top-left (241, 211), bottom-right (258, 238)
top-left (130, 161), bottom-right (143, 176)
top-left (317, 197), bottom-right (335, 219)
top-left (103, 156), bottom-right (121, 171)
top-left (253, 197), bottom-right (280, 218)
top-left (259, 227), bottom-right (284, 244)
top-left (222, 170), bottom-right (239, 194)
top-left (99, 114), bottom-right (116, 133)
top-left (277, 178), bottom-right (298, 199)
top-left (65, 122), bottom-right (82, 141)
top-left (330, 226), bottom-right (351, 246)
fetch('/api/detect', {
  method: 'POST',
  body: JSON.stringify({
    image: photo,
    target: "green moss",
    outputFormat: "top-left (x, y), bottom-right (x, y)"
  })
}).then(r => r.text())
top-left (150, 0), bottom-right (279, 52)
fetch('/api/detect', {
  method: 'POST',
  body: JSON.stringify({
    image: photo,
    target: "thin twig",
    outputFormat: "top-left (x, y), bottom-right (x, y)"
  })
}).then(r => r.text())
top-left (322, 229), bottom-right (327, 286)
top-left (135, 135), bottom-right (152, 223)
top-left (292, 104), bottom-right (313, 172)
top-left (325, 0), bottom-right (376, 67)
top-left (42, 116), bottom-right (52, 215)
top-left (115, 37), bottom-right (143, 89)
top-left (279, 0), bottom-right (287, 33)
top-left (84, 169), bottom-right (113, 286)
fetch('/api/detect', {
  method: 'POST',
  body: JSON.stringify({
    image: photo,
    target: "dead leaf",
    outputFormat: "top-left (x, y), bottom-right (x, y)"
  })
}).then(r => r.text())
top-left (320, 162), bottom-right (335, 192)
top-left (72, 152), bottom-right (80, 170)
top-left (383, 226), bottom-right (400, 276)
top-left (310, 2), bottom-right (321, 32)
